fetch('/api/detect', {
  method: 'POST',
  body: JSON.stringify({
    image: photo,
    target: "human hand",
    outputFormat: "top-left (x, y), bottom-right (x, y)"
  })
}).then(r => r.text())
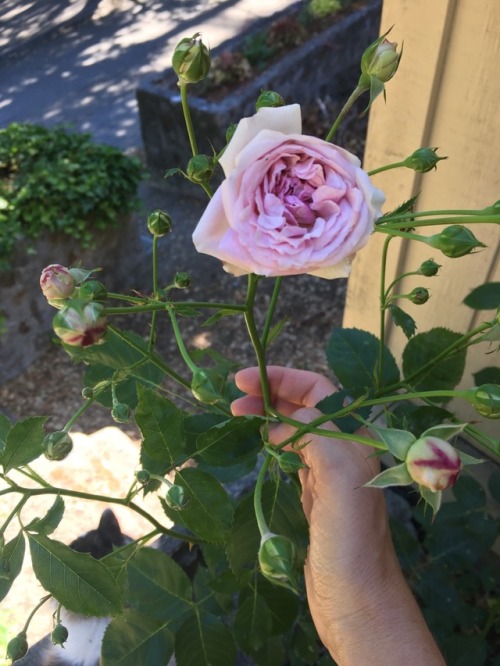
top-left (232, 366), bottom-right (445, 665)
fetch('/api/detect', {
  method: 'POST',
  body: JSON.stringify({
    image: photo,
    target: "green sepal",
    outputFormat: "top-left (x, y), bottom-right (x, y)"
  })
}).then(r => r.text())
top-left (419, 486), bottom-right (442, 515)
top-left (364, 463), bottom-right (413, 489)
top-left (420, 423), bottom-right (467, 441)
top-left (368, 425), bottom-right (415, 459)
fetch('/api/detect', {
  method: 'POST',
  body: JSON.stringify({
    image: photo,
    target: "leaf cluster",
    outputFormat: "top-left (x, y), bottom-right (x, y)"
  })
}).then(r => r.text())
top-left (0, 123), bottom-right (143, 271)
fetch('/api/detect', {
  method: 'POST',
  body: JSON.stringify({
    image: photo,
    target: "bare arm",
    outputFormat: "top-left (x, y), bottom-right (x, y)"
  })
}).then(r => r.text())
top-left (232, 366), bottom-right (445, 666)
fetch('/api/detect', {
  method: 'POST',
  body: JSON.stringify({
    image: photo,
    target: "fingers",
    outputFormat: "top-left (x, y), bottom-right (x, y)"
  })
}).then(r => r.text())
top-left (234, 366), bottom-right (336, 410)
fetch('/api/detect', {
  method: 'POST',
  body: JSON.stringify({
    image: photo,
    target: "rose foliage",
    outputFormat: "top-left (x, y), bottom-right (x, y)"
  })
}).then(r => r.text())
top-left (1, 29), bottom-right (499, 666)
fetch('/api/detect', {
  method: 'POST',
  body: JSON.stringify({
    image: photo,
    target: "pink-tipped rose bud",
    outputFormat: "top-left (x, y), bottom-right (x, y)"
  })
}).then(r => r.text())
top-left (53, 299), bottom-right (107, 347)
top-left (40, 264), bottom-right (75, 307)
top-left (406, 436), bottom-right (461, 491)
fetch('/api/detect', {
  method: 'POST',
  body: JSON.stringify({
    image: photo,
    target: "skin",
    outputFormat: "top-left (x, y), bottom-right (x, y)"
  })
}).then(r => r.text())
top-left (232, 366), bottom-right (445, 666)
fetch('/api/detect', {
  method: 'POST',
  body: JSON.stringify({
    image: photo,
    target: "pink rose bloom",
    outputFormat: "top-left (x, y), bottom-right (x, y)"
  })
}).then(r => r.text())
top-left (193, 104), bottom-right (385, 278)
top-left (406, 436), bottom-right (461, 492)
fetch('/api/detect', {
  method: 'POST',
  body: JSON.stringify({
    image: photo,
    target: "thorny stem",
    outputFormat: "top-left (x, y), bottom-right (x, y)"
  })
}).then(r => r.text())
top-left (253, 452), bottom-right (273, 537)
top-left (244, 275), bottom-right (273, 415)
top-left (179, 80), bottom-right (213, 199)
top-left (325, 85), bottom-right (368, 142)
top-left (148, 234), bottom-right (160, 352)
top-left (261, 277), bottom-right (283, 350)
top-left (1, 483), bottom-right (203, 544)
top-left (22, 594), bottom-right (52, 634)
top-left (368, 160), bottom-right (409, 176)
top-left (377, 235), bottom-right (392, 389)
top-left (0, 495), bottom-right (29, 535)
top-left (167, 306), bottom-right (198, 374)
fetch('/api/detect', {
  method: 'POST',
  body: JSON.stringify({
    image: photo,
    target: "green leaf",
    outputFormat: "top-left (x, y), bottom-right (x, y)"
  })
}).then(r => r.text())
top-left (195, 416), bottom-right (262, 467)
top-left (28, 533), bottom-right (124, 616)
top-left (68, 329), bottom-right (164, 386)
top-left (326, 328), bottom-right (400, 394)
top-left (0, 533), bottom-right (25, 602)
top-left (83, 364), bottom-right (138, 409)
top-left (316, 390), bottom-right (372, 434)
top-left (101, 609), bottom-right (174, 666)
top-left (364, 463), bottom-right (413, 488)
top-left (2, 416), bottom-right (47, 472)
top-left (463, 282), bottom-right (500, 310)
top-left (442, 635), bottom-right (489, 666)
top-left (184, 413), bottom-right (226, 457)
top-left (402, 327), bottom-right (467, 398)
top-left (488, 471), bottom-right (500, 502)
top-left (161, 468), bottom-right (234, 543)
top-left (368, 425), bottom-right (415, 459)
top-left (252, 578), bottom-right (299, 636)
top-left (234, 593), bottom-right (273, 652)
top-left (125, 547), bottom-right (192, 622)
top-left (452, 474), bottom-right (486, 509)
top-left (0, 412), bottom-right (10, 453)
top-left (25, 496), bottom-right (65, 535)
top-left (136, 385), bottom-right (185, 466)
top-left (388, 304), bottom-right (417, 339)
top-left (175, 612), bottom-right (237, 666)
top-left (388, 404), bottom-right (453, 437)
top-left (474, 366), bottom-right (500, 386)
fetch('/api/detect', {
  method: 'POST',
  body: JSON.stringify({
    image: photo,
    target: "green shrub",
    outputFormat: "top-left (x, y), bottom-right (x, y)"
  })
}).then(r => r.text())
top-left (0, 123), bottom-right (143, 271)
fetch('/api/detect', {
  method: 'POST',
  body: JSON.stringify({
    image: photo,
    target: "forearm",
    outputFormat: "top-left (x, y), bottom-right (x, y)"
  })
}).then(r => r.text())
top-left (322, 557), bottom-right (446, 666)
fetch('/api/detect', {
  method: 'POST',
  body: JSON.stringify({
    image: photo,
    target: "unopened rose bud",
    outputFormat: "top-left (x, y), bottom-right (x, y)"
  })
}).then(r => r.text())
top-left (187, 154), bottom-right (215, 184)
top-left (465, 384), bottom-right (500, 419)
top-left (405, 436), bottom-right (461, 492)
top-left (165, 484), bottom-right (186, 510)
top-left (277, 451), bottom-right (306, 474)
top-left (40, 264), bottom-right (75, 308)
top-left (43, 431), bottom-right (73, 461)
top-left (51, 623), bottom-right (69, 647)
top-left (81, 387), bottom-right (94, 399)
top-left (53, 300), bottom-right (107, 347)
top-left (408, 287), bottom-right (429, 304)
top-left (111, 401), bottom-right (131, 423)
top-left (428, 225), bottom-right (485, 258)
top-left (418, 259), bottom-right (441, 277)
top-left (6, 632), bottom-right (28, 662)
top-left (256, 90), bottom-right (285, 110)
top-left (258, 533), bottom-right (298, 592)
top-left (360, 34), bottom-right (401, 83)
top-left (172, 33), bottom-right (211, 84)
top-left (191, 368), bottom-right (225, 405)
top-left (78, 280), bottom-right (107, 302)
top-left (174, 272), bottom-right (191, 289)
top-left (147, 210), bottom-right (173, 237)
top-left (403, 148), bottom-right (447, 173)
top-left (135, 469), bottom-right (151, 484)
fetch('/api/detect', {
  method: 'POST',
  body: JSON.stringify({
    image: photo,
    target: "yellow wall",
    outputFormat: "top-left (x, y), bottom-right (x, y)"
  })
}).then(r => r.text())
top-left (344, 0), bottom-right (500, 441)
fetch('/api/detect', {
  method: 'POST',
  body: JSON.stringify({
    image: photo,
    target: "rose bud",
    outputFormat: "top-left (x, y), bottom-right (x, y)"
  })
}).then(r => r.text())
top-left (187, 154), bottom-right (215, 184)
top-left (78, 280), bottom-right (107, 302)
top-left (465, 384), bottom-right (500, 419)
top-left (191, 368), bottom-right (225, 405)
top-left (408, 287), bottom-right (429, 305)
top-left (111, 401), bottom-right (131, 423)
top-left (147, 210), bottom-right (173, 237)
top-left (405, 436), bottom-right (461, 491)
top-left (40, 264), bottom-right (75, 308)
top-left (277, 451), bottom-right (307, 474)
top-left (256, 90), bottom-right (285, 110)
top-left (135, 469), bottom-right (151, 484)
top-left (403, 147), bottom-right (447, 173)
top-left (258, 533), bottom-right (298, 592)
top-left (174, 272), bottom-right (191, 289)
top-left (360, 34), bottom-right (401, 83)
top-left (172, 33), bottom-right (211, 84)
top-left (165, 484), bottom-right (187, 510)
top-left (51, 623), bottom-right (69, 647)
top-left (418, 259), bottom-right (441, 277)
top-left (81, 387), bottom-right (94, 399)
top-left (6, 632), bottom-right (28, 662)
top-left (427, 225), bottom-right (485, 258)
top-left (43, 431), bottom-right (73, 461)
top-left (53, 299), bottom-right (107, 347)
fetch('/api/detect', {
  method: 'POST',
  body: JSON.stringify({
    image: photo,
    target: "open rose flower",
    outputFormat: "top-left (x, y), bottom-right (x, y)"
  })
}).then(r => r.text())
top-left (193, 104), bottom-right (385, 278)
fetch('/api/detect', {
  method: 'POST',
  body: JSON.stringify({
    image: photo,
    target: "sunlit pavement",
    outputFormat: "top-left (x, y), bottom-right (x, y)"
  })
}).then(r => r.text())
top-left (0, 0), bottom-right (292, 150)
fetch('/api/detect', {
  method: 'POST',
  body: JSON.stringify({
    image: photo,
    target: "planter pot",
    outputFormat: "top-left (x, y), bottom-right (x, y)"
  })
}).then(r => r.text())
top-left (136, 0), bottom-right (381, 174)
top-left (0, 215), bottom-right (153, 384)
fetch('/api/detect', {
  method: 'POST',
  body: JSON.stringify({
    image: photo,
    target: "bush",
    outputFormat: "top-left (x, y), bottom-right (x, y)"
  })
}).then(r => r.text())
top-left (0, 123), bottom-right (143, 271)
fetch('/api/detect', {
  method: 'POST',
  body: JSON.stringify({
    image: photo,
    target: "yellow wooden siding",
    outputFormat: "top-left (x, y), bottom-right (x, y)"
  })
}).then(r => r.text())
top-left (344, 0), bottom-right (500, 440)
